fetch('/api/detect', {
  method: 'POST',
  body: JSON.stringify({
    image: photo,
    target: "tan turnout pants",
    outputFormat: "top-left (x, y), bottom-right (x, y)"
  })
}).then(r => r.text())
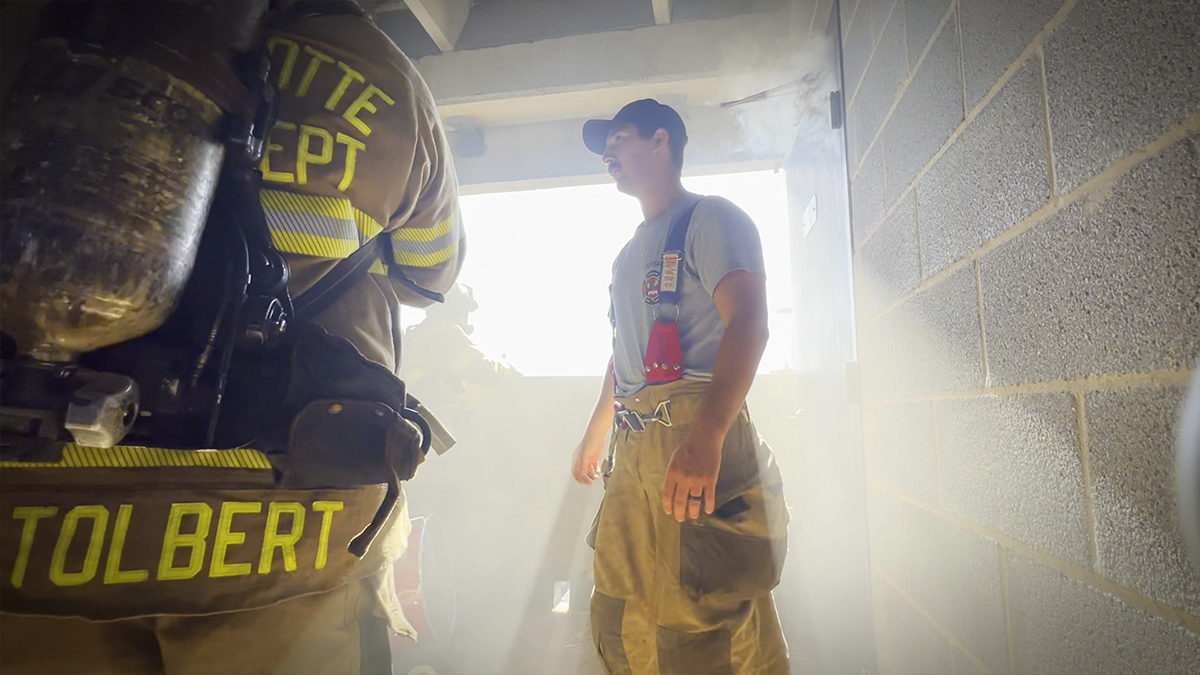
top-left (0, 574), bottom-right (393, 675)
top-left (591, 380), bottom-right (790, 675)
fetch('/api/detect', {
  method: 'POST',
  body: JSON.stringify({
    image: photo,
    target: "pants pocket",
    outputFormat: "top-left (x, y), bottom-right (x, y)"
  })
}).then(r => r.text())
top-left (679, 526), bottom-right (785, 601)
top-left (678, 485), bottom-right (788, 602)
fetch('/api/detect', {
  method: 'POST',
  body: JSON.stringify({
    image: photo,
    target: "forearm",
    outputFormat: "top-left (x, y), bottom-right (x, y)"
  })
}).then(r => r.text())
top-left (583, 361), bottom-right (616, 444)
top-left (692, 316), bottom-right (768, 441)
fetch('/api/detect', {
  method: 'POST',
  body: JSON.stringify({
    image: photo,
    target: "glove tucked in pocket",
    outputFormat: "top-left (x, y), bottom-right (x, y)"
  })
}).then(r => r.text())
top-left (283, 399), bottom-right (424, 489)
top-left (283, 398), bottom-right (426, 558)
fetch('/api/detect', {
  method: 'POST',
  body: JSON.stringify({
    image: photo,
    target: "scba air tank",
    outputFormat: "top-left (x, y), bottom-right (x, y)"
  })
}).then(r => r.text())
top-left (0, 0), bottom-right (267, 361)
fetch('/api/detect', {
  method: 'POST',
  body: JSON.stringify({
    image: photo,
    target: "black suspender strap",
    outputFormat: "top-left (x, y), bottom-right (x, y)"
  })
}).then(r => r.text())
top-left (657, 200), bottom-right (701, 310)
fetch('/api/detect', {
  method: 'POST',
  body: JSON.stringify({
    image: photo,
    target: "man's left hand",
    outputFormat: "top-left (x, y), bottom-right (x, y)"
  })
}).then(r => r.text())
top-left (662, 429), bottom-right (723, 522)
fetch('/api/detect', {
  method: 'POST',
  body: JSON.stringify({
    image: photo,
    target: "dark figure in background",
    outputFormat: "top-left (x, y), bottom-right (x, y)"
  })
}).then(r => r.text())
top-left (402, 284), bottom-right (520, 434)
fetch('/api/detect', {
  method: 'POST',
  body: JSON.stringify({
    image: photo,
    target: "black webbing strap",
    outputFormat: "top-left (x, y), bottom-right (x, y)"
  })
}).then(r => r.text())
top-left (608, 198), bottom-right (701, 329)
top-left (657, 200), bottom-right (701, 308)
top-left (291, 235), bottom-right (446, 319)
top-left (292, 235), bottom-right (384, 319)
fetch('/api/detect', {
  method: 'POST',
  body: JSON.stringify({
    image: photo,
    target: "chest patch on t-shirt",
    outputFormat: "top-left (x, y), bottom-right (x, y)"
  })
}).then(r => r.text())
top-left (643, 270), bottom-right (661, 304)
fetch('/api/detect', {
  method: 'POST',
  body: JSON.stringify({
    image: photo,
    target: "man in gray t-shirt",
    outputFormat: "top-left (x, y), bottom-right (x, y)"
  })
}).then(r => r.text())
top-left (609, 193), bottom-right (766, 397)
top-left (570, 99), bottom-right (790, 675)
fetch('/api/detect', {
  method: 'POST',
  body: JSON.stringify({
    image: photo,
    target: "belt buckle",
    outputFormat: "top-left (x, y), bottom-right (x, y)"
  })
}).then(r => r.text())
top-left (618, 400), bottom-right (671, 432)
top-left (621, 410), bottom-right (646, 432)
top-left (650, 400), bottom-right (672, 428)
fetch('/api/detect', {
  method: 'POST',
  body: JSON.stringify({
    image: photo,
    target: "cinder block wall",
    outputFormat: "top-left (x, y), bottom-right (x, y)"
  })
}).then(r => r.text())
top-left (844, 0), bottom-right (1200, 673)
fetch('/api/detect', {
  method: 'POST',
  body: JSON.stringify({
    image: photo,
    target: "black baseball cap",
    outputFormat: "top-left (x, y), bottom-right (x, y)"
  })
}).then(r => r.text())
top-left (582, 99), bottom-right (688, 155)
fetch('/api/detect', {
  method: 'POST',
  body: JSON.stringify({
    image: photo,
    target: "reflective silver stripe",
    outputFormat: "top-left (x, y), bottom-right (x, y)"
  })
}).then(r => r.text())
top-left (391, 212), bottom-right (462, 268)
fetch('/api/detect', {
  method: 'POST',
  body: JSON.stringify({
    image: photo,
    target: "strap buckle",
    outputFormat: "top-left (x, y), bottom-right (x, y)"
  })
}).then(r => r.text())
top-left (616, 400), bottom-right (673, 432)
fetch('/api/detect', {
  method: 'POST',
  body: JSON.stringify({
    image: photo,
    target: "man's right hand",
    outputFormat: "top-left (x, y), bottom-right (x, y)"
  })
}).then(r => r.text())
top-left (571, 437), bottom-right (605, 485)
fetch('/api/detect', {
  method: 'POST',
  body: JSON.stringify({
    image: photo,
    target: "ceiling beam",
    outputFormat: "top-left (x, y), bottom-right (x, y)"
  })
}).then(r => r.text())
top-left (651, 0), bottom-right (672, 25)
top-left (404, 0), bottom-right (470, 52)
top-left (416, 9), bottom-right (801, 105)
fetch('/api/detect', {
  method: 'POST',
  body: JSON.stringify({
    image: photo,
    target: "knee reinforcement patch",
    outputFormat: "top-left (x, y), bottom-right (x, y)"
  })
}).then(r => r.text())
top-left (656, 626), bottom-right (733, 675)
top-left (591, 592), bottom-right (631, 675)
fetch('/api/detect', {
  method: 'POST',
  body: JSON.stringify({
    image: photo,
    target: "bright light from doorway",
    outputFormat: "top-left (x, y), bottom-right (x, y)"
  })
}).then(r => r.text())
top-left (401, 170), bottom-right (794, 377)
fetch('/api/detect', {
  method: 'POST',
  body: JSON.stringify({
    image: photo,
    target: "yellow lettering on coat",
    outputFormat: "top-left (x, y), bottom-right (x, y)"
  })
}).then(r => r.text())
top-left (157, 503), bottom-right (212, 581)
top-left (50, 505), bottom-right (109, 587)
top-left (10, 506), bottom-right (57, 588)
top-left (103, 504), bottom-right (149, 584)
top-left (259, 502), bottom-right (306, 574)
top-left (210, 502), bottom-right (262, 578)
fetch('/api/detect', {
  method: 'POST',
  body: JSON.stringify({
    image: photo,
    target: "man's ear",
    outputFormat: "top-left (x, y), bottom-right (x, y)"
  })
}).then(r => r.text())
top-left (653, 128), bottom-right (670, 153)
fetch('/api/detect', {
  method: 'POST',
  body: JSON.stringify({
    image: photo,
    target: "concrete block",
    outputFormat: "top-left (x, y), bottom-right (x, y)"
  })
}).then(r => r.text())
top-left (1087, 386), bottom-right (1200, 616)
top-left (868, 0), bottom-right (900, 47)
top-left (859, 192), bottom-right (920, 318)
top-left (981, 137), bottom-right (1200, 385)
top-left (905, 507), bottom-right (1010, 675)
top-left (891, 266), bottom-right (983, 396)
top-left (852, 143), bottom-right (888, 243)
top-left (847, 101), bottom-right (861, 169)
top-left (872, 570), bottom-right (893, 670)
top-left (841, 0), bottom-right (860, 34)
top-left (868, 488), bottom-right (910, 591)
top-left (878, 580), bottom-right (953, 675)
top-left (871, 400), bottom-right (939, 503)
top-left (917, 59), bottom-right (1049, 278)
top-left (844, 0), bottom-right (874, 98)
top-left (953, 648), bottom-right (985, 675)
top-left (960, 0), bottom-right (1062, 110)
top-left (882, 8), bottom-right (964, 205)
top-left (1044, 0), bottom-right (1200, 193)
top-left (936, 393), bottom-right (1091, 565)
top-left (859, 312), bottom-right (897, 401)
top-left (904, 0), bottom-right (951, 68)
top-left (855, 0), bottom-right (909, 152)
top-left (1006, 551), bottom-right (1200, 674)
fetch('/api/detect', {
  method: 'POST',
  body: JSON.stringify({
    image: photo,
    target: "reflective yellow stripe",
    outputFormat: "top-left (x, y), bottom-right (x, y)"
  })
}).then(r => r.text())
top-left (391, 213), bottom-right (461, 268)
top-left (262, 190), bottom-right (339, 218)
top-left (261, 190), bottom-right (385, 259)
top-left (394, 243), bottom-right (458, 268)
top-left (261, 190), bottom-right (456, 272)
top-left (0, 445), bottom-right (273, 470)
top-left (353, 210), bottom-right (384, 240)
top-left (391, 216), bottom-right (455, 243)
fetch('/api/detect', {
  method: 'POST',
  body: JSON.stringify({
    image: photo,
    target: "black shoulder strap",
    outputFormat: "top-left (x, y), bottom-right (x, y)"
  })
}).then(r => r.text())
top-left (293, 234), bottom-right (446, 319)
top-left (293, 235), bottom-right (383, 319)
top-left (666, 199), bottom-right (700, 253)
top-left (608, 198), bottom-right (701, 327)
top-left (658, 199), bottom-right (701, 307)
